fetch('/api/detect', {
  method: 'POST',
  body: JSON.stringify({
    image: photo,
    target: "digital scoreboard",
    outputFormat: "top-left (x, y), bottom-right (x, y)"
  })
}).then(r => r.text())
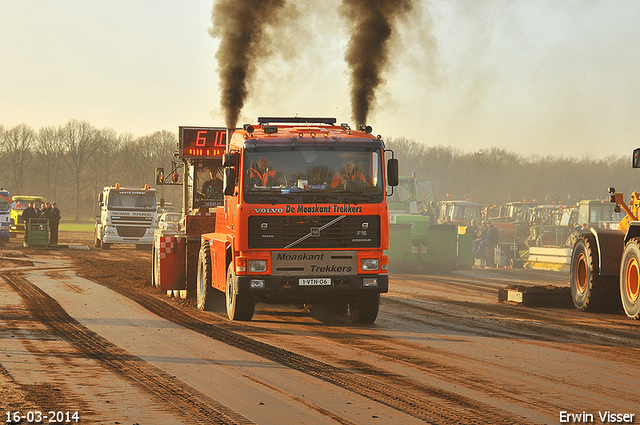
top-left (179, 127), bottom-right (227, 158)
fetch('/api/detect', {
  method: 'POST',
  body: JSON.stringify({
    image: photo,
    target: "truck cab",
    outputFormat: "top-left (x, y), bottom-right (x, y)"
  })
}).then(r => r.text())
top-left (95, 185), bottom-right (158, 249)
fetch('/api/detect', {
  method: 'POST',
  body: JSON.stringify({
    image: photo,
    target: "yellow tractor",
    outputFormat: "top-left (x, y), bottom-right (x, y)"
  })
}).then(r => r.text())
top-left (570, 148), bottom-right (640, 319)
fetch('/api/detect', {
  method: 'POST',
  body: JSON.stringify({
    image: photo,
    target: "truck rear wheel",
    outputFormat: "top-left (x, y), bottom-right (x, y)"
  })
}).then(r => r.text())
top-left (196, 244), bottom-right (214, 311)
top-left (225, 263), bottom-right (254, 321)
top-left (570, 235), bottom-right (619, 312)
top-left (620, 238), bottom-right (640, 319)
top-left (349, 293), bottom-right (380, 323)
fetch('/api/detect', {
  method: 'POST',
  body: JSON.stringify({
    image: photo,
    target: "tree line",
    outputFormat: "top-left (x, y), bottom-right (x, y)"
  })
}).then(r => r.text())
top-left (1, 121), bottom-right (635, 221)
top-left (385, 138), bottom-right (637, 208)
top-left (0, 120), bottom-right (182, 220)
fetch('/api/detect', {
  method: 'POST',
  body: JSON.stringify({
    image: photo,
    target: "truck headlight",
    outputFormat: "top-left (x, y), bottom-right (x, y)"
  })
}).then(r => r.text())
top-left (361, 259), bottom-right (379, 271)
top-left (248, 260), bottom-right (267, 272)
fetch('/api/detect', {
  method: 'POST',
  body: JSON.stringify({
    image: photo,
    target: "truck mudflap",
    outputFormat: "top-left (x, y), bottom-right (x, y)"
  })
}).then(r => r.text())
top-left (590, 227), bottom-right (624, 277)
top-left (235, 274), bottom-right (388, 304)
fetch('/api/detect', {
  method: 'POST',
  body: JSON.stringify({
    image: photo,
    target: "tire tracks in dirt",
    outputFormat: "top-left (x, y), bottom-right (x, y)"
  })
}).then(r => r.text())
top-left (3, 272), bottom-right (254, 425)
top-left (67, 258), bottom-right (533, 425)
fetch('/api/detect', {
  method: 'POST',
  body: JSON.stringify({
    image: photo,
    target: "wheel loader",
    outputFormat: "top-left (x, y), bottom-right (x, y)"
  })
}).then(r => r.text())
top-left (569, 147), bottom-right (640, 319)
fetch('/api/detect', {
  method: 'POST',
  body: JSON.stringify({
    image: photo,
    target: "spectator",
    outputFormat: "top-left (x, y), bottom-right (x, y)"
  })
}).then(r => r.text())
top-left (465, 218), bottom-right (480, 238)
top-left (472, 219), bottom-right (488, 256)
top-left (49, 202), bottom-right (62, 244)
top-left (474, 220), bottom-right (500, 266)
top-left (439, 215), bottom-right (453, 225)
top-left (40, 202), bottom-right (51, 218)
top-left (21, 203), bottom-right (36, 242)
top-left (33, 203), bottom-right (41, 218)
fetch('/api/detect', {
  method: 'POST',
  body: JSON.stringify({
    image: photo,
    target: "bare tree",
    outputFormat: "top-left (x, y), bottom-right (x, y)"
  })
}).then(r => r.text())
top-left (35, 125), bottom-right (65, 200)
top-left (1, 124), bottom-right (36, 194)
top-left (59, 119), bottom-right (96, 220)
top-left (89, 127), bottom-right (120, 193)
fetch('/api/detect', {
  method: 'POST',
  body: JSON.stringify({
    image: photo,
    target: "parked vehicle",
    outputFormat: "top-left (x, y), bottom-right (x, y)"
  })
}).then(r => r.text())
top-left (158, 212), bottom-right (182, 232)
top-left (0, 189), bottom-right (11, 242)
top-left (94, 185), bottom-right (158, 249)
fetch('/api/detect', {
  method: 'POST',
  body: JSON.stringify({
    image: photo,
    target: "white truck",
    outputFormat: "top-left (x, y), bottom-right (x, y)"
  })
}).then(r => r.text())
top-left (94, 184), bottom-right (158, 249)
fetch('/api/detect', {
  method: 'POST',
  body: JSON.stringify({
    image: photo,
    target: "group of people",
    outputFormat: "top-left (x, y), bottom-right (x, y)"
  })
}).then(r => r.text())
top-left (21, 202), bottom-right (62, 244)
top-left (468, 218), bottom-right (500, 264)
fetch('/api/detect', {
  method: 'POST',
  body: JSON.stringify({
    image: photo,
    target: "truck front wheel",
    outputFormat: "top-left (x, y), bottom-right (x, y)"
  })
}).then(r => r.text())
top-left (620, 238), bottom-right (640, 319)
top-left (349, 293), bottom-right (380, 323)
top-left (152, 243), bottom-right (158, 287)
top-left (196, 244), bottom-right (214, 311)
top-left (226, 263), bottom-right (255, 321)
top-left (94, 226), bottom-right (101, 248)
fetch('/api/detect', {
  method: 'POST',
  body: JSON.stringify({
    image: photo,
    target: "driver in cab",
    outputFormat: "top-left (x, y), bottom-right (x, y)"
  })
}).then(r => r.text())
top-left (331, 161), bottom-right (367, 189)
top-left (248, 157), bottom-right (277, 187)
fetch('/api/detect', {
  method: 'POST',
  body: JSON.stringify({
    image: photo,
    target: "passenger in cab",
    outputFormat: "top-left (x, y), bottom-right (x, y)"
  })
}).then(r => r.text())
top-left (331, 161), bottom-right (367, 190)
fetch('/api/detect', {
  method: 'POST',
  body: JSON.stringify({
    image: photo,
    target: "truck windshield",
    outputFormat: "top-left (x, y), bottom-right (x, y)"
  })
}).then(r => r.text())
top-left (107, 190), bottom-right (156, 211)
top-left (451, 206), bottom-right (482, 224)
top-left (243, 148), bottom-right (384, 204)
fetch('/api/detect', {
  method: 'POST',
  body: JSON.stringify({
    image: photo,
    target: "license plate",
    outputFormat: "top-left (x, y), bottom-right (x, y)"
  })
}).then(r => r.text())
top-left (299, 278), bottom-right (332, 286)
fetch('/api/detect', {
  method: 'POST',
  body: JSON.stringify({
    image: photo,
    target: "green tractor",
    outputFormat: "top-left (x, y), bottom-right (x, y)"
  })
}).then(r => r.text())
top-left (387, 175), bottom-right (472, 272)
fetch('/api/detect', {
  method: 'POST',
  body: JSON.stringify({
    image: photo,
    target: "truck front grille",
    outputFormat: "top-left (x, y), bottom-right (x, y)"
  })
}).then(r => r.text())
top-left (248, 215), bottom-right (380, 249)
top-left (116, 226), bottom-right (147, 238)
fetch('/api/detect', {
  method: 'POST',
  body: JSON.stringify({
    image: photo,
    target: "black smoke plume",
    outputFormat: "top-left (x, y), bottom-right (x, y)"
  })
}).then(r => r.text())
top-left (341, 0), bottom-right (413, 126)
top-left (209, 0), bottom-right (286, 129)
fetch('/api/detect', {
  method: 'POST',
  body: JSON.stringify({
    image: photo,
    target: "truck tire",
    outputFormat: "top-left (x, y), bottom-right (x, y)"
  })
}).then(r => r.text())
top-left (620, 238), bottom-right (640, 319)
top-left (151, 244), bottom-right (159, 287)
top-left (349, 293), bottom-right (380, 323)
top-left (225, 263), bottom-right (254, 321)
top-left (94, 226), bottom-right (101, 248)
top-left (570, 235), bottom-right (619, 312)
top-left (101, 229), bottom-right (111, 249)
top-left (196, 244), bottom-right (214, 311)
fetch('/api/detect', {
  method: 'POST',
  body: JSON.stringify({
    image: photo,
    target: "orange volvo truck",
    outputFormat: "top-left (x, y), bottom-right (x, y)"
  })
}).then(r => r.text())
top-left (153, 117), bottom-right (399, 322)
top-left (569, 147), bottom-right (640, 319)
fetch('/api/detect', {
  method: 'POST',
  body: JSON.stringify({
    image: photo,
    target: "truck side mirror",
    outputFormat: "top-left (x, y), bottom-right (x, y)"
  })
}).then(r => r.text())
top-left (223, 152), bottom-right (237, 167)
top-left (633, 148), bottom-right (640, 168)
top-left (155, 167), bottom-right (165, 185)
top-left (387, 158), bottom-right (399, 187)
top-left (224, 168), bottom-right (236, 196)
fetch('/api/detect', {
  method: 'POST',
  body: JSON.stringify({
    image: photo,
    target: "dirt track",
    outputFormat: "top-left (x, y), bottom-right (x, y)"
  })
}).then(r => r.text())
top-left (1, 232), bottom-right (639, 424)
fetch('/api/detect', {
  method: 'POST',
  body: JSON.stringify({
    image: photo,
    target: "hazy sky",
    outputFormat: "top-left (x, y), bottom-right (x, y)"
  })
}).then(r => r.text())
top-left (1, 0), bottom-right (639, 159)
